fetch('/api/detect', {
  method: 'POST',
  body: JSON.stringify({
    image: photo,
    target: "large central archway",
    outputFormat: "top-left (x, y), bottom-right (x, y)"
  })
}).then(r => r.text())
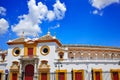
top-left (25, 64), bottom-right (34, 80)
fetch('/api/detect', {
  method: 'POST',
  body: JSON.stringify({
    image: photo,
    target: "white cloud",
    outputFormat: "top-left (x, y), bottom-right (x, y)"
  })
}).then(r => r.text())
top-left (92, 10), bottom-right (103, 16)
top-left (90, 0), bottom-right (120, 15)
top-left (50, 24), bottom-right (60, 29)
top-left (54, 0), bottom-right (66, 20)
top-left (12, 0), bottom-right (66, 37)
top-left (0, 7), bottom-right (6, 16)
top-left (0, 18), bottom-right (9, 34)
top-left (47, 11), bottom-right (55, 21)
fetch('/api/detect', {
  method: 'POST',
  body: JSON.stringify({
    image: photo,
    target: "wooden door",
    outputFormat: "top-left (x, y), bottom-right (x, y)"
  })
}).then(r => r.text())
top-left (75, 72), bottom-right (82, 80)
top-left (59, 72), bottom-right (65, 80)
top-left (113, 72), bottom-right (119, 80)
top-left (41, 73), bottom-right (47, 80)
top-left (12, 73), bottom-right (17, 80)
top-left (25, 64), bottom-right (34, 80)
top-left (95, 72), bottom-right (100, 80)
top-left (0, 73), bottom-right (2, 80)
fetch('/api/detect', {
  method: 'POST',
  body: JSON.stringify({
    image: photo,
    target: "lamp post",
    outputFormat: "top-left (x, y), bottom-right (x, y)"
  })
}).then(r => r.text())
top-left (55, 59), bottom-right (62, 80)
top-left (5, 69), bottom-right (8, 80)
top-left (21, 70), bottom-right (24, 80)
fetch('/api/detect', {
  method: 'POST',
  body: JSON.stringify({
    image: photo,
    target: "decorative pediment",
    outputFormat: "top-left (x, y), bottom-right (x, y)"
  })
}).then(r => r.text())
top-left (38, 35), bottom-right (53, 40)
top-left (26, 40), bottom-right (35, 44)
top-left (10, 61), bottom-right (19, 72)
top-left (39, 60), bottom-right (50, 72)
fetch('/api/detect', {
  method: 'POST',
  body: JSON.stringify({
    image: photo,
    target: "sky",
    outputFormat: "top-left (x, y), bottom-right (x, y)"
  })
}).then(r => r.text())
top-left (0, 0), bottom-right (120, 50)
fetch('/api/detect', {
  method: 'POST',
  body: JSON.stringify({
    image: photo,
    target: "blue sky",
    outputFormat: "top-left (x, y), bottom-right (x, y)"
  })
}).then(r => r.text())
top-left (0, 0), bottom-right (120, 50)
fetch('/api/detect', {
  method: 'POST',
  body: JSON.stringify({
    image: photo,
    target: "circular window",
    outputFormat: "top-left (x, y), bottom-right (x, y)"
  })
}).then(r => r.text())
top-left (40, 45), bottom-right (50, 56)
top-left (12, 47), bottom-right (21, 57)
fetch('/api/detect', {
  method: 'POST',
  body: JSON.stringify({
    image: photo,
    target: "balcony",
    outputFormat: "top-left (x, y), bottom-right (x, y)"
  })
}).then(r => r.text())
top-left (19, 55), bottom-right (39, 60)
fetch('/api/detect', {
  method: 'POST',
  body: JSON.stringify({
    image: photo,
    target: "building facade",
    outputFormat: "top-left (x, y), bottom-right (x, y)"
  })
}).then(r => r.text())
top-left (0, 31), bottom-right (120, 80)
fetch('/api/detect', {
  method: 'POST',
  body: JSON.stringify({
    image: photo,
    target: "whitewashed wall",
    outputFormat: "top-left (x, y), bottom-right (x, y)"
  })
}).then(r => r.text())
top-left (37, 42), bottom-right (59, 72)
top-left (6, 44), bottom-right (24, 69)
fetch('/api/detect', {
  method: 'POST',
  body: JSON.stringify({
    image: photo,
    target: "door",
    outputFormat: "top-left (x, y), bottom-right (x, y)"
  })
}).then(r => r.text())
top-left (12, 73), bottom-right (17, 80)
top-left (113, 72), bottom-right (119, 80)
top-left (28, 48), bottom-right (33, 56)
top-left (75, 72), bottom-right (82, 80)
top-left (59, 72), bottom-right (65, 80)
top-left (95, 72), bottom-right (100, 80)
top-left (41, 73), bottom-right (47, 80)
top-left (0, 73), bottom-right (1, 80)
top-left (25, 64), bottom-right (34, 80)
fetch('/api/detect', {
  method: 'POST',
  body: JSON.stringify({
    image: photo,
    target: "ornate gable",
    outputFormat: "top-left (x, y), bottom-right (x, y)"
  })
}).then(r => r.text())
top-left (38, 34), bottom-right (53, 40)
top-left (36, 31), bottom-right (62, 46)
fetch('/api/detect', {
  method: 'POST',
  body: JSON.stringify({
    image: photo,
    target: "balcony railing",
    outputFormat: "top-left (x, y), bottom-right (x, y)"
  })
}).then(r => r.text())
top-left (20, 55), bottom-right (38, 58)
top-left (19, 55), bottom-right (39, 60)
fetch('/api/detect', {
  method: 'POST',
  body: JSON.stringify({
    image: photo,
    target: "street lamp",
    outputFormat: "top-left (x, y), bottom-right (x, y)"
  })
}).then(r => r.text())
top-left (55, 59), bottom-right (63, 80)
top-left (21, 70), bottom-right (24, 80)
top-left (5, 69), bottom-right (8, 80)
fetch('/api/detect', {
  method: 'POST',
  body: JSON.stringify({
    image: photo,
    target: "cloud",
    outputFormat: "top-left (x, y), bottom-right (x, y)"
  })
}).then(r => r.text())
top-left (0, 18), bottom-right (9, 34)
top-left (0, 7), bottom-right (6, 16)
top-left (47, 11), bottom-right (55, 21)
top-left (90, 0), bottom-right (120, 15)
top-left (50, 24), bottom-right (60, 29)
top-left (92, 10), bottom-right (103, 16)
top-left (12, 0), bottom-right (66, 37)
top-left (53, 0), bottom-right (67, 20)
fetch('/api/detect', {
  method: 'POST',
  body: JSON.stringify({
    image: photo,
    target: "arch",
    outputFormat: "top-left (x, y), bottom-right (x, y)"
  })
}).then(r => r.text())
top-left (68, 52), bottom-right (74, 59)
top-left (58, 52), bottom-right (64, 59)
top-left (25, 64), bottom-right (34, 80)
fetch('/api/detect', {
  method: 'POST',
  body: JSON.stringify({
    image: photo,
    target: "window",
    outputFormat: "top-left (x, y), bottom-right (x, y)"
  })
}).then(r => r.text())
top-left (56, 70), bottom-right (67, 80)
top-left (43, 48), bottom-right (48, 53)
top-left (28, 48), bottom-right (33, 56)
top-left (110, 69), bottom-right (120, 80)
top-left (73, 69), bottom-right (84, 80)
top-left (40, 45), bottom-right (50, 56)
top-left (58, 52), bottom-right (64, 60)
top-left (12, 47), bottom-right (21, 57)
top-left (68, 52), bottom-right (74, 59)
top-left (92, 69), bottom-right (102, 80)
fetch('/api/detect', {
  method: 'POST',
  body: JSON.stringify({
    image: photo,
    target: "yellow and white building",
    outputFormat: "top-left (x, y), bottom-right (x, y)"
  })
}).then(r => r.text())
top-left (0, 31), bottom-right (120, 80)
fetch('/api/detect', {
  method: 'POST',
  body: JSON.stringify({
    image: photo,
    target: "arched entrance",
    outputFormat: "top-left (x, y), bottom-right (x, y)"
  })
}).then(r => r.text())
top-left (25, 64), bottom-right (34, 80)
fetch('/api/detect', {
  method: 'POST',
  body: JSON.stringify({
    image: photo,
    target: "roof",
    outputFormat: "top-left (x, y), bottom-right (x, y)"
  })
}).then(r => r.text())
top-left (62, 44), bottom-right (120, 49)
top-left (7, 37), bottom-right (25, 45)
top-left (62, 44), bottom-right (120, 51)
top-left (7, 31), bottom-right (62, 46)
top-left (36, 32), bottom-right (62, 46)
top-left (0, 50), bottom-right (7, 54)
top-left (38, 34), bottom-right (54, 40)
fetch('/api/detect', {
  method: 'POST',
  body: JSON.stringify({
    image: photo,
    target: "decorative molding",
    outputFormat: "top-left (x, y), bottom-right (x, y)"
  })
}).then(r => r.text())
top-left (40, 45), bottom-right (50, 56)
top-left (12, 47), bottom-right (21, 57)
